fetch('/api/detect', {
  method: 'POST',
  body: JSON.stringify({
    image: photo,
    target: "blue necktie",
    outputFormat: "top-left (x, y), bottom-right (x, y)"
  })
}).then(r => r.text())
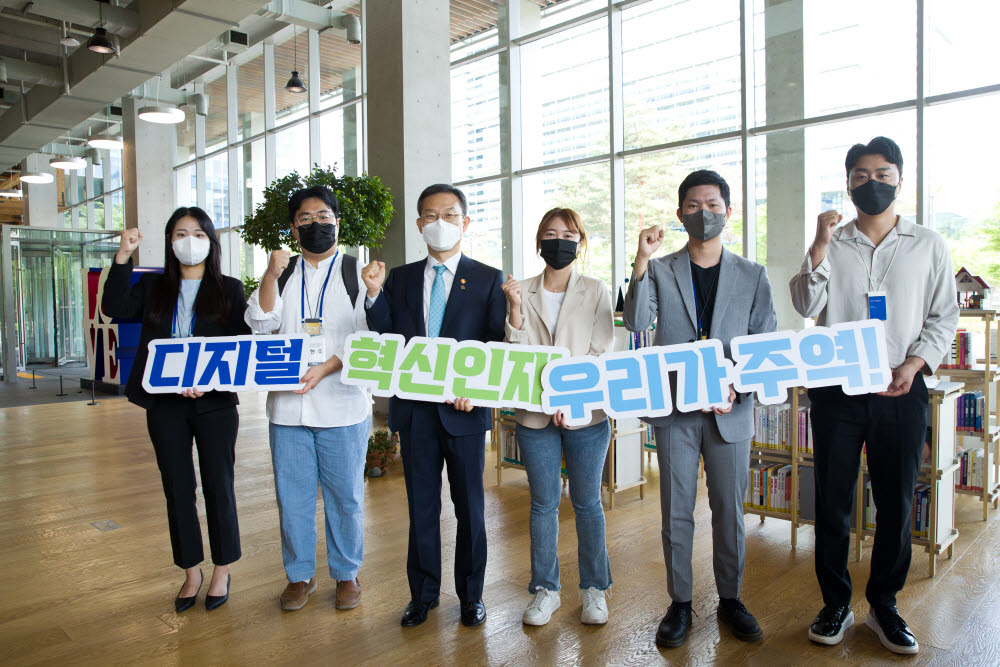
top-left (427, 264), bottom-right (447, 337)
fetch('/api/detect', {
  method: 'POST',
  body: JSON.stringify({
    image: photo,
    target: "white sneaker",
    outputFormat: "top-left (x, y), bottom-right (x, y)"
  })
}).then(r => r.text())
top-left (581, 587), bottom-right (609, 625)
top-left (522, 587), bottom-right (560, 626)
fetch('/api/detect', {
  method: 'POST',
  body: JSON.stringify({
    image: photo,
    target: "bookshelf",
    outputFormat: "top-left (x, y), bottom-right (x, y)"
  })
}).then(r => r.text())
top-left (746, 382), bottom-right (963, 577)
top-left (493, 409), bottom-right (647, 509)
top-left (936, 309), bottom-right (999, 520)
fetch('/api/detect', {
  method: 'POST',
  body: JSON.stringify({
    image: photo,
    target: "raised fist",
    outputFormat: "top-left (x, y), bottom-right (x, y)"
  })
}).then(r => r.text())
top-left (266, 249), bottom-right (291, 279)
top-left (501, 274), bottom-right (522, 308)
top-left (637, 225), bottom-right (664, 260)
top-left (362, 260), bottom-right (386, 298)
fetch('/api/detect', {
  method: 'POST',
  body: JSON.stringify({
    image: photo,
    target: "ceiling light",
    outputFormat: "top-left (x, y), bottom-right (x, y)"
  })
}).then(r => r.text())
top-left (21, 172), bottom-right (54, 184)
top-left (138, 104), bottom-right (185, 124)
top-left (285, 27), bottom-right (306, 93)
top-left (87, 27), bottom-right (116, 55)
top-left (285, 71), bottom-right (306, 93)
top-left (88, 133), bottom-right (123, 150)
top-left (50, 156), bottom-right (86, 171)
top-left (61, 21), bottom-right (81, 48)
top-left (0, 189), bottom-right (22, 198)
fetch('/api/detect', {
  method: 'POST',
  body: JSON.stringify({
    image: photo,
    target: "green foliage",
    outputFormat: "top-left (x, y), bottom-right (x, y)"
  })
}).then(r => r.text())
top-left (367, 428), bottom-right (398, 453)
top-left (239, 165), bottom-right (394, 255)
top-left (242, 275), bottom-right (260, 300)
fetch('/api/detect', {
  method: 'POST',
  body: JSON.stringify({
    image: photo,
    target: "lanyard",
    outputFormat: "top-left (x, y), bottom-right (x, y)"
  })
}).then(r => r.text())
top-left (301, 251), bottom-right (338, 322)
top-left (172, 302), bottom-right (195, 338)
top-left (691, 269), bottom-right (719, 339)
top-left (853, 234), bottom-right (901, 292)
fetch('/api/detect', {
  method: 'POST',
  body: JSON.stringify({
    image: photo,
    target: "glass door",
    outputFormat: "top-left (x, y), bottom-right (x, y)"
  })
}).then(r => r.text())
top-left (54, 244), bottom-right (86, 364)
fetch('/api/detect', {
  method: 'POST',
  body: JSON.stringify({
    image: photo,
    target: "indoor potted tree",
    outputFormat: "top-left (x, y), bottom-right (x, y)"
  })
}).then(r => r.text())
top-left (365, 428), bottom-right (399, 477)
top-left (239, 165), bottom-right (394, 296)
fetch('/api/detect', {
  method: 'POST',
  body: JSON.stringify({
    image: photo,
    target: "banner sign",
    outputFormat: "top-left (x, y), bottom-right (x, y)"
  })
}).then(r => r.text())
top-left (142, 335), bottom-right (309, 393)
top-left (342, 319), bottom-right (890, 427)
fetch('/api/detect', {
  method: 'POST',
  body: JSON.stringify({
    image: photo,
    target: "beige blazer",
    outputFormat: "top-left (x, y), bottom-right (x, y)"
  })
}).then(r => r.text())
top-left (505, 270), bottom-right (615, 429)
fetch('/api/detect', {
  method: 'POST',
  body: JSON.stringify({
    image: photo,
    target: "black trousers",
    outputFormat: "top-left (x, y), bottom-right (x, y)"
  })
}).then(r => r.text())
top-left (146, 397), bottom-right (241, 569)
top-left (808, 373), bottom-right (927, 608)
top-left (399, 403), bottom-right (487, 604)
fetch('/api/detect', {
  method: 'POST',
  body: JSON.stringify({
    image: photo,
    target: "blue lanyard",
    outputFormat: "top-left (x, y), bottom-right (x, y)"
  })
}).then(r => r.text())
top-left (172, 302), bottom-right (195, 338)
top-left (301, 251), bottom-right (338, 321)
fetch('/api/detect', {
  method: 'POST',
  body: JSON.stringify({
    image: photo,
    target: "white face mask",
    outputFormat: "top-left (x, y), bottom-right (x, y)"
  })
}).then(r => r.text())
top-left (172, 236), bottom-right (211, 266)
top-left (421, 220), bottom-right (463, 252)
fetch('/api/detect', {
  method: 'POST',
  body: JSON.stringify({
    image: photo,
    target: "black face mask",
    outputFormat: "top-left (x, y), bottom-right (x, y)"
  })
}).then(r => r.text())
top-left (539, 238), bottom-right (578, 270)
top-left (850, 179), bottom-right (897, 216)
top-left (297, 221), bottom-right (337, 254)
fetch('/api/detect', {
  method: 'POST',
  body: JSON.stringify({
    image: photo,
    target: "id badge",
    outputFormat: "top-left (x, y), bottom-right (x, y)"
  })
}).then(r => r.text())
top-left (867, 291), bottom-right (887, 321)
top-left (303, 318), bottom-right (322, 336)
top-left (307, 335), bottom-right (327, 367)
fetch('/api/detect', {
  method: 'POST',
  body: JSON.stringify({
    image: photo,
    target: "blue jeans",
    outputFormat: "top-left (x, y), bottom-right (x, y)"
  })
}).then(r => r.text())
top-left (269, 418), bottom-right (369, 583)
top-left (516, 419), bottom-right (612, 592)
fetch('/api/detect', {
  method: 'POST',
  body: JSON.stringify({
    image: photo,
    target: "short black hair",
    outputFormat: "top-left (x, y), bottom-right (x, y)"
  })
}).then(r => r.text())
top-left (845, 136), bottom-right (903, 177)
top-left (288, 185), bottom-right (340, 223)
top-left (678, 170), bottom-right (731, 209)
top-left (417, 183), bottom-right (468, 217)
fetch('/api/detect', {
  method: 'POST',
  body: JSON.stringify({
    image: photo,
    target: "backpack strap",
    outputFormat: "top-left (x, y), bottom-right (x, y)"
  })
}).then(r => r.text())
top-left (276, 255), bottom-right (299, 294)
top-left (341, 253), bottom-right (359, 306)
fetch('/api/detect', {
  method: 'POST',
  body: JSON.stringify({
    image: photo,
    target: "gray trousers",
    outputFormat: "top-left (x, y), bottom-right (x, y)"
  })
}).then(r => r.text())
top-left (654, 411), bottom-right (751, 602)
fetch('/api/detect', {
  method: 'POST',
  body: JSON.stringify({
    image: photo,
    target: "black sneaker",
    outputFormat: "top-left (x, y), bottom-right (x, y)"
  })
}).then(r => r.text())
top-left (865, 604), bottom-right (918, 655)
top-left (808, 605), bottom-right (854, 645)
top-left (718, 598), bottom-right (763, 641)
top-left (655, 602), bottom-right (693, 648)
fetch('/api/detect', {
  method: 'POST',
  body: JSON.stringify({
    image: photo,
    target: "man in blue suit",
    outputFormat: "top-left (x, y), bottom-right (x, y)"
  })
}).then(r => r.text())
top-left (362, 184), bottom-right (505, 628)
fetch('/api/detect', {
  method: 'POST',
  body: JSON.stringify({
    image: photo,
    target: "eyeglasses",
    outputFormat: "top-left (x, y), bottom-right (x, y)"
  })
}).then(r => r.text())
top-left (295, 211), bottom-right (336, 226)
top-left (420, 211), bottom-right (461, 224)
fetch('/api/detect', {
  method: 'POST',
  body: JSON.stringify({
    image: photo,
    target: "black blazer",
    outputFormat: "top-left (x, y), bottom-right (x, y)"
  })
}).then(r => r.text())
top-left (366, 254), bottom-right (505, 436)
top-left (101, 259), bottom-right (251, 413)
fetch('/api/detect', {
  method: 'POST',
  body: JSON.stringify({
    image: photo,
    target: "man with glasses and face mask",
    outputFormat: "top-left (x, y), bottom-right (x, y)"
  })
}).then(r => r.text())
top-left (623, 169), bottom-right (777, 649)
top-left (790, 137), bottom-right (959, 655)
top-left (245, 186), bottom-right (370, 613)
top-left (362, 183), bottom-right (505, 628)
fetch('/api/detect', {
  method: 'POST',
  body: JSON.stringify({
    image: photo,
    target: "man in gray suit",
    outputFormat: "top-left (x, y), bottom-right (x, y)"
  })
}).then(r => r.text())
top-left (624, 169), bottom-right (777, 649)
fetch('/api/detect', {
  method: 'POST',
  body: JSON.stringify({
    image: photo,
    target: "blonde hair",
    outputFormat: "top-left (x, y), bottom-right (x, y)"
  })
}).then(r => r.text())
top-left (535, 207), bottom-right (587, 256)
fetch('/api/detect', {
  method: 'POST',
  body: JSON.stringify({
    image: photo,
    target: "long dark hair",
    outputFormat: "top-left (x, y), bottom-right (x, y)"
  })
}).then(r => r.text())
top-left (148, 206), bottom-right (230, 328)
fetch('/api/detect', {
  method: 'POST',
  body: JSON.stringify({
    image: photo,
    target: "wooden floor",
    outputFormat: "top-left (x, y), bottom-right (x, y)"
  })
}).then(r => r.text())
top-left (3, 393), bottom-right (1000, 666)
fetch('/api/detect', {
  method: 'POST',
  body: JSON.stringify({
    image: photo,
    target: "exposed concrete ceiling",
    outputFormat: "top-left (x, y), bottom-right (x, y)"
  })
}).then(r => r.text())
top-left (0, 0), bottom-right (272, 172)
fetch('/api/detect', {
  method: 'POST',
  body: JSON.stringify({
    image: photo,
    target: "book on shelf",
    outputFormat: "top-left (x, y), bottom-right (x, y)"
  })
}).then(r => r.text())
top-left (957, 391), bottom-right (985, 433)
top-left (751, 403), bottom-right (813, 453)
top-left (744, 463), bottom-right (792, 514)
top-left (957, 447), bottom-right (986, 491)
top-left (863, 481), bottom-right (931, 538)
top-left (940, 329), bottom-right (972, 369)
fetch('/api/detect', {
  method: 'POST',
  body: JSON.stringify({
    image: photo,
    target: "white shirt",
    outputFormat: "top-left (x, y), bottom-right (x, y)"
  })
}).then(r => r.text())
top-left (245, 252), bottom-right (370, 427)
top-left (789, 217), bottom-right (959, 373)
top-left (421, 253), bottom-right (462, 329)
top-left (540, 287), bottom-right (566, 340)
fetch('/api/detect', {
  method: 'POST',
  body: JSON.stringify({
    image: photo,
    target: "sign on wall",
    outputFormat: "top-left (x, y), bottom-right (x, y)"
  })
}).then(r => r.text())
top-left (85, 265), bottom-right (160, 386)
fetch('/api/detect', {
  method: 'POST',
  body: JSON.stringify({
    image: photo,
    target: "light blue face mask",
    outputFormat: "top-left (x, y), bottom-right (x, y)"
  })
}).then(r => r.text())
top-left (682, 209), bottom-right (727, 241)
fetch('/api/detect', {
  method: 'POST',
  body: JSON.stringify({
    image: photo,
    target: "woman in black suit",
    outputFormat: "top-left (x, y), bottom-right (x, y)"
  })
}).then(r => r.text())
top-left (102, 206), bottom-right (250, 611)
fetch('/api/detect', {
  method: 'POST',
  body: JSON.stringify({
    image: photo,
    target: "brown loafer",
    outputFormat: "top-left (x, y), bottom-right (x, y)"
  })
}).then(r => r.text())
top-left (280, 578), bottom-right (317, 611)
top-left (336, 578), bottom-right (362, 610)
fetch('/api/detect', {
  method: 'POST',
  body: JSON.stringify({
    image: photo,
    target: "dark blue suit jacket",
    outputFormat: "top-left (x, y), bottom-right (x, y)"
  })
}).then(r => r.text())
top-left (366, 254), bottom-right (505, 436)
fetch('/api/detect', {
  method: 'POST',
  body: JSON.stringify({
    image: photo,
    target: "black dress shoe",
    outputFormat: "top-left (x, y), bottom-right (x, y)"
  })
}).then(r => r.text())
top-left (460, 600), bottom-right (487, 627)
top-left (205, 574), bottom-right (230, 611)
top-left (865, 604), bottom-right (918, 654)
top-left (718, 598), bottom-right (763, 641)
top-left (174, 569), bottom-right (203, 613)
top-left (808, 604), bottom-right (854, 645)
top-left (401, 598), bottom-right (439, 627)
top-left (656, 602), bottom-right (692, 648)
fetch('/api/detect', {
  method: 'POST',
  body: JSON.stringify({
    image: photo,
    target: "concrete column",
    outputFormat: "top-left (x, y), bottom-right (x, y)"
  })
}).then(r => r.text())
top-left (764, 0), bottom-right (807, 330)
top-left (342, 68), bottom-right (359, 177)
top-left (366, 0), bottom-right (451, 268)
top-left (21, 154), bottom-right (58, 227)
top-left (122, 96), bottom-right (175, 267)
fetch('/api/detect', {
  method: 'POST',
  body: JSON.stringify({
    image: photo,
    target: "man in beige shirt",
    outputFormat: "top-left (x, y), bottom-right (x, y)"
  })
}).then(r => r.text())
top-left (789, 136), bottom-right (959, 655)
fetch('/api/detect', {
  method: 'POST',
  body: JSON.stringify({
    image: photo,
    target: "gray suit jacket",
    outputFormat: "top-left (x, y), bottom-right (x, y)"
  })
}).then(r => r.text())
top-left (622, 246), bottom-right (778, 443)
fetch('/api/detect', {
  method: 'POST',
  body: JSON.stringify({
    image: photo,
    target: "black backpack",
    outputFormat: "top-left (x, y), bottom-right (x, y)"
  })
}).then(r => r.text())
top-left (276, 254), bottom-right (360, 306)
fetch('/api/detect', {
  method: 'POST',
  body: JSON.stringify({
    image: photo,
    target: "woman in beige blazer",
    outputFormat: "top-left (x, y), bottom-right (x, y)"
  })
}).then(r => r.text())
top-left (501, 207), bottom-right (615, 628)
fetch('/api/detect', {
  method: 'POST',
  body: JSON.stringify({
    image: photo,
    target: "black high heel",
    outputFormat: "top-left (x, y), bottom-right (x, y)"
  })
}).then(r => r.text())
top-left (174, 569), bottom-right (203, 613)
top-left (205, 573), bottom-right (230, 611)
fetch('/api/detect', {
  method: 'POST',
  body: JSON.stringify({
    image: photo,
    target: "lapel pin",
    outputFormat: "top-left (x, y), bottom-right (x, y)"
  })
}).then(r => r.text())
top-left (460, 278), bottom-right (466, 290)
